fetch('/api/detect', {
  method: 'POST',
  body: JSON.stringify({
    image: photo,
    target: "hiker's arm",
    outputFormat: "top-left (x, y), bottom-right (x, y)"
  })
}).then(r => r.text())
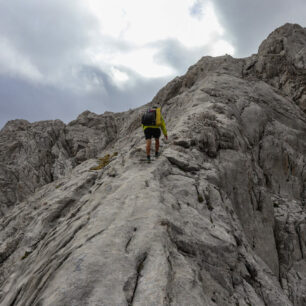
top-left (160, 116), bottom-right (167, 138)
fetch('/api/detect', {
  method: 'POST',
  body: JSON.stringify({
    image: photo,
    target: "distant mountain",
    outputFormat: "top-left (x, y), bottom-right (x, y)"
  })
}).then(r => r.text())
top-left (0, 23), bottom-right (305, 306)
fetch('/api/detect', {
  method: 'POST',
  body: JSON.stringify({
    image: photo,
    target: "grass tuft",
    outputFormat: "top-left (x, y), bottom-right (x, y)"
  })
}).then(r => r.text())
top-left (198, 195), bottom-right (204, 203)
top-left (21, 250), bottom-right (32, 260)
top-left (90, 152), bottom-right (118, 171)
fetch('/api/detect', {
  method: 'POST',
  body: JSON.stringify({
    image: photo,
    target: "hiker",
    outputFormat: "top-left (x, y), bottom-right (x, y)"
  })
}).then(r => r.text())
top-left (141, 105), bottom-right (168, 163)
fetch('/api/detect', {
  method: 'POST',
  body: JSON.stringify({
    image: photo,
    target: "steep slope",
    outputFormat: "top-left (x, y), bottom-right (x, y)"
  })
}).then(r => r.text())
top-left (0, 23), bottom-right (305, 306)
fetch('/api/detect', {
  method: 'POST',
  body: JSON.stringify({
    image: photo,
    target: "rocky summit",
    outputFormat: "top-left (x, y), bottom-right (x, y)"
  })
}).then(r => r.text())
top-left (0, 23), bottom-right (305, 306)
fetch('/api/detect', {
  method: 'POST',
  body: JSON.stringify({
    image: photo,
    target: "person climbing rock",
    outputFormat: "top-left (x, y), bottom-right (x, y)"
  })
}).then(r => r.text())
top-left (141, 105), bottom-right (168, 163)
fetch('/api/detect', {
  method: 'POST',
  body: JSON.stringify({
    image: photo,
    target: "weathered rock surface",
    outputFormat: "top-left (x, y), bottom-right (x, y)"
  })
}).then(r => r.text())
top-left (0, 111), bottom-right (117, 216)
top-left (246, 23), bottom-right (306, 112)
top-left (0, 23), bottom-right (305, 306)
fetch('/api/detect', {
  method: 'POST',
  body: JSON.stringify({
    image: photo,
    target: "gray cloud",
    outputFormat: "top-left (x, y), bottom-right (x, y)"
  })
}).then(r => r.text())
top-left (0, 0), bottom-right (167, 129)
top-left (0, 69), bottom-right (168, 129)
top-left (189, 0), bottom-right (204, 20)
top-left (211, 0), bottom-right (306, 57)
top-left (1, 0), bottom-right (305, 129)
top-left (73, 64), bottom-right (169, 111)
top-left (153, 39), bottom-right (210, 73)
top-left (0, 75), bottom-right (89, 127)
top-left (0, 0), bottom-right (95, 74)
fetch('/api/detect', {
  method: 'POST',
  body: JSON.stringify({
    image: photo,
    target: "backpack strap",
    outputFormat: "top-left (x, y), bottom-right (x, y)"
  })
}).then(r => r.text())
top-left (155, 108), bottom-right (161, 126)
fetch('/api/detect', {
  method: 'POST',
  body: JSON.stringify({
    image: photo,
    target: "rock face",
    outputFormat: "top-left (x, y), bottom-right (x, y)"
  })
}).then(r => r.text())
top-left (0, 111), bottom-right (117, 216)
top-left (0, 23), bottom-right (305, 306)
top-left (253, 23), bottom-right (306, 112)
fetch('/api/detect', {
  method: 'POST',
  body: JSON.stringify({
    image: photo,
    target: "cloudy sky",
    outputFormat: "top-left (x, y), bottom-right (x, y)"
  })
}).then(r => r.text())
top-left (0, 0), bottom-right (305, 128)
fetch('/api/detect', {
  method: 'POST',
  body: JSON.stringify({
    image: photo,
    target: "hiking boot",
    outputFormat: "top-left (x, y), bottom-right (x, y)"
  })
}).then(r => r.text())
top-left (147, 155), bottom-right (151, 163)
top-left (155, 151), bottom-right (159, 158)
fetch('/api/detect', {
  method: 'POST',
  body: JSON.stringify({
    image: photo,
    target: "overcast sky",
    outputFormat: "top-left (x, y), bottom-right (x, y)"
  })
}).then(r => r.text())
top-left (0, 0), bottom-right (305, 128)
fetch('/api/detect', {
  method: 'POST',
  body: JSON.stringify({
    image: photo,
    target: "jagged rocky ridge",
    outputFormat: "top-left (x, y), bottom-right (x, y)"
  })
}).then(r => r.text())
top-left (0, 23), bottom-right (305, 305)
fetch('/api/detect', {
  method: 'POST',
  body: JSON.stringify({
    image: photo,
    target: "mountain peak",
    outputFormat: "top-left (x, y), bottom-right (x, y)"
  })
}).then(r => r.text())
top-left (0, 24), bottom-right (306, 306)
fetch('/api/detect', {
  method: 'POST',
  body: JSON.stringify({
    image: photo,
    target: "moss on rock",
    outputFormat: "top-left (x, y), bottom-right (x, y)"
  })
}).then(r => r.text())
top-left (90, 152), bottom-right (118, 171)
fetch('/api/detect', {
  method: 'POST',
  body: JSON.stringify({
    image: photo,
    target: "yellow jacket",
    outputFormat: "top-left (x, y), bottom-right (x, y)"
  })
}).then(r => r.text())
top-left (142, 115), bottom-right (167, 136)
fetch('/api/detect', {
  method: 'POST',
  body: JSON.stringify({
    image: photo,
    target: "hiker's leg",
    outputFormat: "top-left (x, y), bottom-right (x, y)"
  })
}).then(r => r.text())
top-left (155, 138), bottom-right (159, 153)
top-left (146, 139), bottom-right (151, 156)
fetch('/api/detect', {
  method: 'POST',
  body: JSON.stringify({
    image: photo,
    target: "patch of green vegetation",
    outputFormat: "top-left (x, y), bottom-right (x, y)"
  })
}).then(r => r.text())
top-left (198, 195), bottom-right (204, 203)
top-left (21, 250), bottom-right (32, 260)
top-left (90, 152), bottom-right (118, 171)
top-left (55, 183), bottom-right (63, 189)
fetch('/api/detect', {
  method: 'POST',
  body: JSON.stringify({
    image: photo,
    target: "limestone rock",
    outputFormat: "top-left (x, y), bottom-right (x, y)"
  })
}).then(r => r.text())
top-left (0, 111), bottom-right (117, 216)
top-left (247, 23), bottom-right (306, 113)
top-left (0, 23), bottom-right (305, 306)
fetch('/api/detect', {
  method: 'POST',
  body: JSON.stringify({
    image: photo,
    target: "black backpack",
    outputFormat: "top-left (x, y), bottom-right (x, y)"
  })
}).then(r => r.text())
top-left (141, 108), bottom-right (156, 125)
